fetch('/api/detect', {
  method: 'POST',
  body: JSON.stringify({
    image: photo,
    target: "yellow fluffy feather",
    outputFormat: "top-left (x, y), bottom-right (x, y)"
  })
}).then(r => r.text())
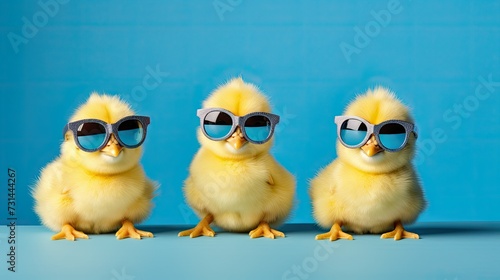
top-left (310, 87), bottom-right (426, 241)
top-left (32, 93), bottom-right (156, 240)
top-left (179, 78), bottom-right (296, 239)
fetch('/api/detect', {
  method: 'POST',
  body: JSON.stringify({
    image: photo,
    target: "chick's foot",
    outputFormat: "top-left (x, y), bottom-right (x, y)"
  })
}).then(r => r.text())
top-left (249, 221), bottom-right (285, 239)
top-left (52, 224), bottom-right (89, 241)
top-left (178, 214), bottom-right (215, 238)
top-left (115, 220), bottom-right (153, 240)
top-left (381, 221), bottom-right (419, 240)
top-left (315, 222), bottom-right (353, 241)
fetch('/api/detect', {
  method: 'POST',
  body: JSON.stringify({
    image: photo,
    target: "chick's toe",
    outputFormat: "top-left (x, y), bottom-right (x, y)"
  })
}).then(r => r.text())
top-left (380, 221), bottom-right (419, 241)
top-left (178, 214), bottom-right (215, 238)
top-left (115, 220), bottom-right (153, 240)
top-left (315, 222), bottom-right (353, 242)
top-left (249, 221), bottom-right (285, 239)
top-left (51, 224), bottom-right (89, 241)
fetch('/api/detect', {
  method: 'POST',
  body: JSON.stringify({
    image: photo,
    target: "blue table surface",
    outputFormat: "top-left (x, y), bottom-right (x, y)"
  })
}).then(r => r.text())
top-left (0, 222), bottom-right (499, 280)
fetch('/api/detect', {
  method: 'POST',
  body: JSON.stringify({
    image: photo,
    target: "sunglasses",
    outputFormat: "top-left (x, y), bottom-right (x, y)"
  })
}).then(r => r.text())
top-left (63, 115), bottom-right (150, 152)
top-left (197, 108), bottom-right (280, 144)
top-left (334, 116), bottom-right (417, 152)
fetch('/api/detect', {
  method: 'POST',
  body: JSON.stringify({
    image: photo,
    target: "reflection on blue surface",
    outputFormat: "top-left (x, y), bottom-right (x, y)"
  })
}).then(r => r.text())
top-left (340, 129), bottom-right (367, 146)
top-left (118, 128), bottom-right (143, 146)
top-left (78, 134), bottom-right (106, 150)
top-left (204, 124), bottom-right (232, 139)
top-left (245, 126), bottom-right (270, 142)
top-left (379, 133), bottom-right (406, 150)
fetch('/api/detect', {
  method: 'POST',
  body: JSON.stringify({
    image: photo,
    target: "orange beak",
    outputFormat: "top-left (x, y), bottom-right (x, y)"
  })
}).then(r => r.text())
top-left (226, 127), bottom-right (247, 150)
top-left (361, 135), bottom-right (383, 157)
top-left (101, 135), bottom-right (123, 157)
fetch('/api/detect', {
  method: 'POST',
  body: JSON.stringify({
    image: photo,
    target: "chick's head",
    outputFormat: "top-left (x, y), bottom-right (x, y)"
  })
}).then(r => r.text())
top-left (337, 87), bottom-right (417, 173)
top-left (61, 93), bottom-right (143, 174)
top-left (198, 78), bottom-right (274, 159)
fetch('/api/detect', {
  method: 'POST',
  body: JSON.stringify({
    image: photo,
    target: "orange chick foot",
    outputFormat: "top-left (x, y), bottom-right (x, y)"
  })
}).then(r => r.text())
top-left (315, 223), bottom-right (353, 241)
top-left (115, 220), bottom-right (153, 240)
top-left (381, 221), bottom-right (419, 241)
top-left (52, 224), bottom-right (89, 241)
top-left (249, 221), bottom-right (285, 239)
top-left (178, 214), bottom-right (215, 238)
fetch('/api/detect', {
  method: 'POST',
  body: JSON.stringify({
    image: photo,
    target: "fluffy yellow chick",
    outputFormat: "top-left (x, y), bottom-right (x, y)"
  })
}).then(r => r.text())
top-left (33, 93), bottom-right (156, 241)
top-left (179, 78), bottom-right (295, 239)
top-left (310, 87), bottom-right (426, 241)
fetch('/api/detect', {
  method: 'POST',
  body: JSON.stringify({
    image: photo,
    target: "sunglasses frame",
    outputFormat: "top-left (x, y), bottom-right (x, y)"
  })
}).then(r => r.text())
top-left (63, 115), bottom-right (151, 152)
top-left (197, 107), bottom-right (280, 144)
top-left (334, 115), bottom-right (418, 152)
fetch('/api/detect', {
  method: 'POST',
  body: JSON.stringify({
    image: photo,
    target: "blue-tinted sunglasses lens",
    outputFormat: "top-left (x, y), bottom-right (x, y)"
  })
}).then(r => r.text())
top-left (339, 119), bottom-right (368, 146)
top-left (244, 115), bottom-right (271, 142)
top-left (203, 111), bottom-right (233, 139)
top-left (379, 123), bottom-right (407, 150)
top-left (118, 119), bottom-right (144, 147)
top-left (76, 122), bottom-right (106, 150)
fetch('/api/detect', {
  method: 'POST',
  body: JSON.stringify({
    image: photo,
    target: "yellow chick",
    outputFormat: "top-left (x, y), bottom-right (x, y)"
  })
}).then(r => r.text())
top-left (310, 87), bottom-right (426, 241)
top-left (32, 93), bottom-right (156, 241)
top-left (179, 78), bottom-right (295, 239)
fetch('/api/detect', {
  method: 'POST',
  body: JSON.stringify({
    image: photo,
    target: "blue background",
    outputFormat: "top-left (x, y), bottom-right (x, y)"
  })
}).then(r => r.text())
top-left (0, 0), bottom-right (499, 226)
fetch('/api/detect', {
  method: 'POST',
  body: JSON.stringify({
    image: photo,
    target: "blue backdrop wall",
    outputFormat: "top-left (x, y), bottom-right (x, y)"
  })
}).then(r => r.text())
top-left (1, 0), bottom-right (499, 226)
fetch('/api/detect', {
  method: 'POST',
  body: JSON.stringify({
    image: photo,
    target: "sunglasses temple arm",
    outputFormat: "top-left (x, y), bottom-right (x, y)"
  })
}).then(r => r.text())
top-left (62, 125), bottom-right (69, 138)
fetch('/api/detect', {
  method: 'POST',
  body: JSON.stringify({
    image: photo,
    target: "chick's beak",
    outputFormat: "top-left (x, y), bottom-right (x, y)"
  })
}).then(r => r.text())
top-left (226, 127), bottom-right (247, 150)
top-left (101, 135), bottom-right (123, 157)
top-left (361, 135), bottom-right (383, 157)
